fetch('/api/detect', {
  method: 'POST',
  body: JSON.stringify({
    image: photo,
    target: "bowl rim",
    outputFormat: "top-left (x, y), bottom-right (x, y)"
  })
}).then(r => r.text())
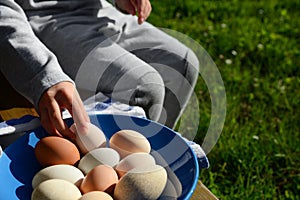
top-left (0, 114), bottom-right (199, 200)
top-left (86, 114), bottom-right (200, 200)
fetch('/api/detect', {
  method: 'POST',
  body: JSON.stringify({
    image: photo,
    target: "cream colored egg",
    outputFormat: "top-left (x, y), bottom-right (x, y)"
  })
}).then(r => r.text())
top-left (31, 179), bottom-right (82, 200)
top-left (114, 165), bottom-right (167, 200)
top-left (71, 122), bottom-right (107, 154)
top-left (115, 152), bottom-right (156, 178)
top-left (79, 191), bottom-right (113, 200)
top-left (109, 129), bottom-right (151, 158)
top-left (78, 147), bottom-right (120, 174)
top-left (32, 164), bottom-right (85, 189)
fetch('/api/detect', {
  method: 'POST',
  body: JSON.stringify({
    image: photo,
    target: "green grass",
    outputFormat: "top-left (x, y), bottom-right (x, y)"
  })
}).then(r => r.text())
top-left (148, 0), bottom-right (300, 199)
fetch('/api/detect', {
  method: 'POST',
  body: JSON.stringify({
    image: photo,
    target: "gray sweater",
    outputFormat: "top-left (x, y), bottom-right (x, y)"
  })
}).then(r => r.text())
top-left (0, 0), bottom-right (87, 108)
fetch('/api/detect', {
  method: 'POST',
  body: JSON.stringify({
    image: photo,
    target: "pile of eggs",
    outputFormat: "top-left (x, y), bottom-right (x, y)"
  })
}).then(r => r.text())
top-left (31, 122), bottom-right (182, 200)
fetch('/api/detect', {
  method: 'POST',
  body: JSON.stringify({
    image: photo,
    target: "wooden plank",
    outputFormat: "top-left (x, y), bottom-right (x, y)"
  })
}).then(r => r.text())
top-left (0, 108), bottom-right (38, 121)
top-left (191, 181), bottom-right (218, 200)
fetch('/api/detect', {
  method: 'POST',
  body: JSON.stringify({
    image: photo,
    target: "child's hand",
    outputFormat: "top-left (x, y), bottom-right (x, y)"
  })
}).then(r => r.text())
top-left (115, 0), bottom-right (152, 24)
top-left (38, 81), bottom-right (90, 139)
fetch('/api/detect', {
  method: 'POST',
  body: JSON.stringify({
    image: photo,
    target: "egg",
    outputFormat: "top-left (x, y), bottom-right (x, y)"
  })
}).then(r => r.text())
top-left (78, 147), bottom-right (120, 174)
top-left (32, 164), bottom-right (85, 189)
top-left (115, 152), bottom-right (156, 178)
top-left (70, 122), bottom-right (107, 155)
top-left (160, 179), bottom-right (180, 199)
top-left (80, 164), bottom-right (118, 195)
top-left (159, 166), bottom-right (183, 199)
top-left (79, 191), bottom-right (113, 200)
top-left (34, 136), bottom-right (80, 167)
top-left (31, 179), bottom-right (82, 200)
top-left (151, 150), bottom-right (182, 198)
top-left (114, 165), bottom-right (168, 200)
top-left (109, 129), bottom-right (151, 158)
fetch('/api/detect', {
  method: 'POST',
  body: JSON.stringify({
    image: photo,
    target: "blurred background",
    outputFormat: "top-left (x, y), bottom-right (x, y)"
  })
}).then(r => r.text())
top-left (148, 0), bottom-right (299, 199)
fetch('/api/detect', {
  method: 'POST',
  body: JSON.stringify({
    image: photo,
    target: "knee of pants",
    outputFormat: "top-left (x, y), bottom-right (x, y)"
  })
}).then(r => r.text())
top-left (184, 48), bottom-right (200, 87)
top-left (133, 71), bottom-right (165, 121)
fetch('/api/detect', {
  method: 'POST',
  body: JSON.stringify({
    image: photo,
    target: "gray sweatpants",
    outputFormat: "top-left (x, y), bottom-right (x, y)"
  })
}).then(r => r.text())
top-left (27, 0), bottom-right (199, 128)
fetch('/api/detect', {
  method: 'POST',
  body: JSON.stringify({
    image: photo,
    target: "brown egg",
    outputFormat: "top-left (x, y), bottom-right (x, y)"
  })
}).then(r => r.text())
top-left (79, 191), bottom-right (113, 200)
top-left (80, 165), bottom-right (118, 195)
top-left (34, 136), bottom-right (80, 167)
top-left (109, 129), bottom-right (151, 158)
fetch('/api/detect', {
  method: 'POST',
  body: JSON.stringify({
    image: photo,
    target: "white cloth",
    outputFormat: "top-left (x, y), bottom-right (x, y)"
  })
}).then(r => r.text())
top-left (0, 98), bottom-right (209, 168)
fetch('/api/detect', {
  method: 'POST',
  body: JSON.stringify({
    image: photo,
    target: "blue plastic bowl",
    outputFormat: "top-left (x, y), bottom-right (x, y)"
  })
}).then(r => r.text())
top-left (0, 114), bottom-right (199, 199)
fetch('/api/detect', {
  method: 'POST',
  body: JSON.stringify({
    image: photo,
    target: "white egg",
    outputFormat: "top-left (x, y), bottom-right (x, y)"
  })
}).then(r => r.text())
top-left (71, 122), bottom-right (107, 154)
top-left (160, 179), bottom-right (180, 199)
top-left (150, 150), bottom-right (182, 198)
top-left (32, 164), bottom-right (85, 189)
top-left (115, 152), bottom-right (156, 177)
top-left (31, 179), bottom-right (82, 200)
top-left (78, 147), bottom-right (120, 174)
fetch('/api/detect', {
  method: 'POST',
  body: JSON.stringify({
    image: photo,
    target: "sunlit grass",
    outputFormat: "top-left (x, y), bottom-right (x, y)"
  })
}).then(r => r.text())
top-left (149, 0), bottom-right (300, 199)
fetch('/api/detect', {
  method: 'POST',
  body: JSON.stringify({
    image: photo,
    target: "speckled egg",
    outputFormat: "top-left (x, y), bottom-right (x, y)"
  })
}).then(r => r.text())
top-left (114, 165), bottom-right (168, 200)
